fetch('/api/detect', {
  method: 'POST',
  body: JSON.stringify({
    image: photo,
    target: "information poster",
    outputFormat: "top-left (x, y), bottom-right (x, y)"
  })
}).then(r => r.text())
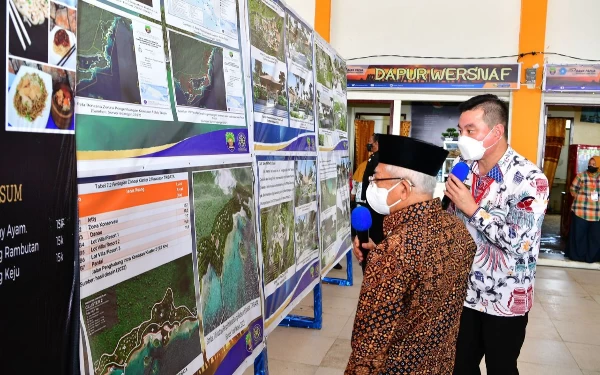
top-left (315, 40), bottom-right (351, 275)
top-left (78, 166), bottom-right (263, 375)
top-left (315, 34), bottom-right (339, 150)
top-left (249, 1), bottom-right (316, 152)
top-left (2, 0), bottom-right (78, 372)
top-left (257, 156), bottom-right (320, 335)
top-left (75, 0), bottom-right (251, 175)
top-left (318, 145), bottom-right (352, 275)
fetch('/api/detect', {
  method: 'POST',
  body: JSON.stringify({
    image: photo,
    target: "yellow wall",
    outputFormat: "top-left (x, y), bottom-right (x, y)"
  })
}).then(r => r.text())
top-left (314, 0), bottom-right (331, 42)
top-left (510, 0), bottom-right (548, 165)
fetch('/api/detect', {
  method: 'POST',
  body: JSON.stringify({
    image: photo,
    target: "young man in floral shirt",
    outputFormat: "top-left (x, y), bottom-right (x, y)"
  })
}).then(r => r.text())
top-left (445, 95), bottom-right (549, 375)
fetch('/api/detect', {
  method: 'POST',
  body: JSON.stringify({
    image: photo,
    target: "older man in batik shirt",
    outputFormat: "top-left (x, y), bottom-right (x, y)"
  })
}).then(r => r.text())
top-left (346, 135), bottom-right (476, 375)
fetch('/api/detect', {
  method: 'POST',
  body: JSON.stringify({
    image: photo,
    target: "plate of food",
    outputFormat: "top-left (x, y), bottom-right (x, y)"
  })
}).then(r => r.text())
top-left (7, 66), bottom-right (53, 130)
top-left (48, 26), bottom-right (76, 68)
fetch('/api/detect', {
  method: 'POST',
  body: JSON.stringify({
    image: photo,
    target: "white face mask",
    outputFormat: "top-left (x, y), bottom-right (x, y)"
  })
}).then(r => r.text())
top-left (457, 128), bottom-right (499, 161)
top-left (366, 181), bottom-right (402, 215)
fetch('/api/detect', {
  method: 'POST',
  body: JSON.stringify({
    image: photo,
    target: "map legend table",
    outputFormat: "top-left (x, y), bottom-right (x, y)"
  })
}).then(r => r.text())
top-left (78, 172), bottom-right (193, 296)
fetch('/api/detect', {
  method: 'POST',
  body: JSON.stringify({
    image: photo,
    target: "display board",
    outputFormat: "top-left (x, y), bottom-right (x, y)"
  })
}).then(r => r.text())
top-left (77, 166), bottom-right (263, 375)
top-left (248, 0), bottom-right (316, 152)
top-left (257, 155), bottom-right (321, 335)
top-left (2, 0), bottom-right (348, 371)
top-left (347, 64), bottom-right (521, 90)
top-left (75, 0), bottom-right (252, 176)
top-left (2, 0), bottom-right (78, 372)
top-left (314, 34), bottom-right (351, 275)
top-left (544, 64), bottom-right (600, 92)
top-left (75, 0), bottom-right (265, 373)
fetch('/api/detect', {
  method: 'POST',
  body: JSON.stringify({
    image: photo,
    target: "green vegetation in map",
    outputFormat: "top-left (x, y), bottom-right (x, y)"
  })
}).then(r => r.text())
top-left (169, 31), bottom-right (227, 110)
top-left (77, 1), bottom-right (141, 104)
top-left (261, 201), bottom-right (295, 285)
top-left (334, 100), bottom-right (347, 132)
top-left (192, 168), bottom-right (260, 335)
top-left (82, 256), bottom-right (199, 375)
top-left (320, 178), bottom-right (337, 211)
top-left (336, 158), bottom-right (351, 235)
top-left (320, 214), bottom-right (337, 255)
top-left (295, 210), bottom-right (318, 260)
top-left (249, 0), bottom-right (285, 61)
top-left (316, 46), bottom-right (334, 89)
top-left (333, 57), bottom-right (347, 91)
top-left (295, 159), bottom-right (316, 207)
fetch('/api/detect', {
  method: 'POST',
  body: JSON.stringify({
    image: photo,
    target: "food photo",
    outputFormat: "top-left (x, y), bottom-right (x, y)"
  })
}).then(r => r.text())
top-left (7, 58), bottom-right (75, 132)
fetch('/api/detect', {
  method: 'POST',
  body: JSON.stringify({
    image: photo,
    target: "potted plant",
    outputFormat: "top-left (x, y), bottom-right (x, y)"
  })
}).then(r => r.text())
top-left (276, 94), bottom-right (288, 110)
top-left (442, 128), bottom-right (459, 141)
top-left (254, 85), bottom-right (268, 106)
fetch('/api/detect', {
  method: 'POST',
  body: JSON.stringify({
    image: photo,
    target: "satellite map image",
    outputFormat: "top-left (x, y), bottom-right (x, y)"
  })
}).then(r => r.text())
top-left (169, 31), bottom-right (227, 111)
top-left (261, 200), bottom-right (295, 285)
top-left (77, 1), bottom-right (141, 104)
top-left (193, 168), bottom-right (260, 336)
top-left (81, 255), bottom-right (201, 375)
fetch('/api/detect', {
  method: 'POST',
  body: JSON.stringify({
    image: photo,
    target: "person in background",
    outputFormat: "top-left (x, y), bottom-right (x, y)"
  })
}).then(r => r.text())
top-left (566, 155), bottom-right (600, 263)
top-left (355, 133), bottom-right (384, 273)
top-left (445, 94), bottom-right (549, 375)
top-left (351, 159), bottom-right (368, 209)
top-left (346, 135), bottom-right (476, 374)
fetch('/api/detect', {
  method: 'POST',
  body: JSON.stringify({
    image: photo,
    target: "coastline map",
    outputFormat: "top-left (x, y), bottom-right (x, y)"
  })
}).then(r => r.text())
top-left (169, 31), bottom-right (227, 111)
top-left (77, 1), bottom-right (141, 104)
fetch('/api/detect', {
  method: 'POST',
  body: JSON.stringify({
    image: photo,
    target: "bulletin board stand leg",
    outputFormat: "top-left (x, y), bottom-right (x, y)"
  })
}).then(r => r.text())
top-left (254, 346), bottom-right (268, 375)
top-left (322, 251), bottom-right (353, 287)
top-left (278, 282), bottom-right (323, 329)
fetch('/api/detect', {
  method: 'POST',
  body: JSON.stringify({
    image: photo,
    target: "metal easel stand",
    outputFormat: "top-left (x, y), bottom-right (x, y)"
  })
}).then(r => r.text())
top-left (322, 250), bottom-right (353, 287)
top-left (257, 283), bottom-right (323, 374)
top-left (254, 346), bottom-right (268, 375)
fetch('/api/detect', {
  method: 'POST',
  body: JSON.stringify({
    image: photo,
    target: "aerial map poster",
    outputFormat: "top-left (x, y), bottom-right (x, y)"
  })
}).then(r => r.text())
top-left (2, 0), bottom-right (78, 371)
top-left (257, 156), bottom-right (320, 335)
top-left (77, 166), bottom-right (263, 375)
top-left (191, 166), bottom-right (262, 370)
top-left (75, 0), bottom-right (251, 176)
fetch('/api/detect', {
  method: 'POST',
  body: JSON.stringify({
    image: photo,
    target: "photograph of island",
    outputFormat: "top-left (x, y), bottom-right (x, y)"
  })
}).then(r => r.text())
top-left (81, 255), bottom-right (201, 375)
top-left (192, 167), bottom-right (260, 336)
top-left (77, 1), bottom-right (141, 104)
top-left (168, 30), bottom-right (227, 111)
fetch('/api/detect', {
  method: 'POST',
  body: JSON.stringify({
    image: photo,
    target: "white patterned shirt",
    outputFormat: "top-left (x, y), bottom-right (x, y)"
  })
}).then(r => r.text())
top-left (449, 146), bottom-right (549, 317)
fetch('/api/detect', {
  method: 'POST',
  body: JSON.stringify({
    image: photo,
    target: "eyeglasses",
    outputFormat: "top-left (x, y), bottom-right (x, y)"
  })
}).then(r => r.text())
top-left (368, 176), bottom-right (415, 187)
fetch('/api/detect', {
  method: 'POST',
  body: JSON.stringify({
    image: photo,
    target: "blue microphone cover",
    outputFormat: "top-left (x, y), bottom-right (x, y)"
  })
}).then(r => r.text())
top-left (451, 162), bottom-right (470, 182)
top-left (351, 206), bottom-right (372, 231)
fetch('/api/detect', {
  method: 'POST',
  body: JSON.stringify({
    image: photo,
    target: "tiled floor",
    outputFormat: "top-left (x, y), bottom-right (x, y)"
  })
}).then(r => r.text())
top-left (244, 258), bottom-right (600, 375)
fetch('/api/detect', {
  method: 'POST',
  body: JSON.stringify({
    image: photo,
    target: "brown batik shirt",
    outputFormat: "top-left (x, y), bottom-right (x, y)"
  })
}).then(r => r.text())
top-left (345, 199), bottom-right (476, 375)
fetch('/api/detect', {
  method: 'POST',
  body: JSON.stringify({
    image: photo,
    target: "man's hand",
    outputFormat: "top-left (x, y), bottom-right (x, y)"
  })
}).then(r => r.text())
top-left (445, 174), bottom-right (479, 217)
top-left (353, 235), bottom-right (375, 263)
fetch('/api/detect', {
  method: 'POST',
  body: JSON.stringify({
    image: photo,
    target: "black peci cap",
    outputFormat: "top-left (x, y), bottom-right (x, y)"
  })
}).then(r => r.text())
top-left (377, 135), bottom-right (449, 176)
